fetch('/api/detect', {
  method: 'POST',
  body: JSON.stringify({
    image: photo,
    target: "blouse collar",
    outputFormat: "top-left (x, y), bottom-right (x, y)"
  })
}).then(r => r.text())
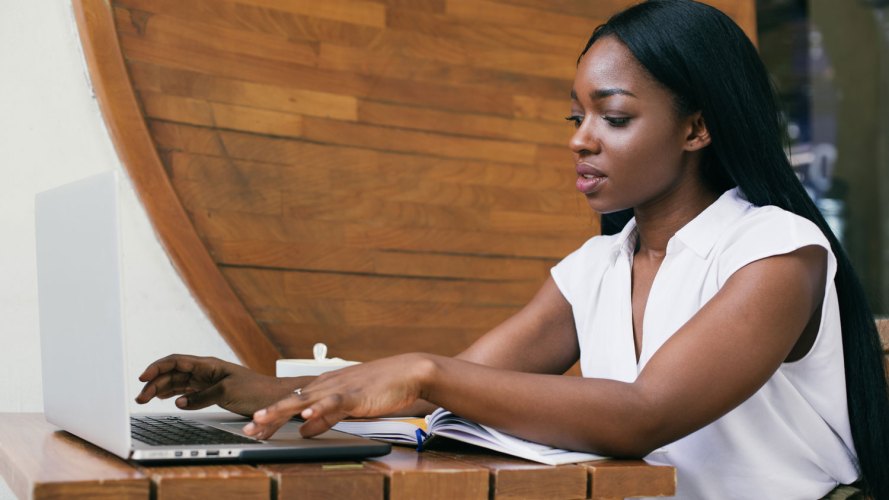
top-left (609, 187), bottom-right (752, 260)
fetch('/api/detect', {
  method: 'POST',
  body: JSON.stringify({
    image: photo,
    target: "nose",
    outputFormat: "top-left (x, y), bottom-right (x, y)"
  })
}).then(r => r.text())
top-left (569, 118), bottom-right (599, 157)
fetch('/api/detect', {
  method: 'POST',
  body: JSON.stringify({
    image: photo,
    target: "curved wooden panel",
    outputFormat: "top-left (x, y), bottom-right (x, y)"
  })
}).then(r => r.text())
top-left (72, 0), bottom-right (279, 374)
top-left (75, 0), bottom-right (757, 366)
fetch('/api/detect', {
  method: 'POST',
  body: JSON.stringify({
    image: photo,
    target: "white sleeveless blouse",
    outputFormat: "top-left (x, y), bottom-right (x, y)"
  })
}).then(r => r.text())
top-left (551, 188), bottom-right (859, 499)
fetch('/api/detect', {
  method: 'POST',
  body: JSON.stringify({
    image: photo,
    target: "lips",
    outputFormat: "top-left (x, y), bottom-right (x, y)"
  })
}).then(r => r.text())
top-left (575, 163), bottom-right (606, 194)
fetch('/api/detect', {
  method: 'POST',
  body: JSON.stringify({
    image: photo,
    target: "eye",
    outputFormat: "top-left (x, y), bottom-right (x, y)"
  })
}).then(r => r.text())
top-left (564, 115), bottom-right (583, 128)
top-left (603, 116), bottom-right (631, 127)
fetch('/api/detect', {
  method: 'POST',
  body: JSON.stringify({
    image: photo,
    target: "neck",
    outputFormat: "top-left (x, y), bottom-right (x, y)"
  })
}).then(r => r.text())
top-left (633, 180), bottom-right (721, 258)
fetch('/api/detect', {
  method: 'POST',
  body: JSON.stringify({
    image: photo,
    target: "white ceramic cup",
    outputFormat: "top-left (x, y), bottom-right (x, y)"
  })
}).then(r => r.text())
top-left (275, 343), bottom-right (359, 377)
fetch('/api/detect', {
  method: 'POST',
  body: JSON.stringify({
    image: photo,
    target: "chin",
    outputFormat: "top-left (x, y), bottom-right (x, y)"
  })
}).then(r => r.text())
top-left (583, 195), bottom-right (631, 215)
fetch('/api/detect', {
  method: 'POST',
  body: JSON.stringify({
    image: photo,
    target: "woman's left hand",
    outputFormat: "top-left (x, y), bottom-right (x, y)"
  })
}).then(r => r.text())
top-left (243, 353), bottom-right (436, 440)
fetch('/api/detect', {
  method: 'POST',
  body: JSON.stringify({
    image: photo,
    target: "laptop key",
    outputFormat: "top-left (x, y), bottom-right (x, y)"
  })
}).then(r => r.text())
top-left (130, 416), bottom-right (258, 446)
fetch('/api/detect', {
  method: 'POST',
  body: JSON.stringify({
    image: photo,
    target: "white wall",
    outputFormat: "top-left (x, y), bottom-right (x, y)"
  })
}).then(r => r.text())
top-left (0, 0), bottom-right (239, 416)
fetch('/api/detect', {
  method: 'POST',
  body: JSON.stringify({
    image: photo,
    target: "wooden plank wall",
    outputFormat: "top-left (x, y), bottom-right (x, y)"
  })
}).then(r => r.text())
top-left (108, 0), bottom-right (756, 363)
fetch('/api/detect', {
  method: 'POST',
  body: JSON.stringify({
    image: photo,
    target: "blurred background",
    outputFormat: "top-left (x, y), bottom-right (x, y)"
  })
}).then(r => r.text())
top-left (757, 0), bottom-right (889, 315)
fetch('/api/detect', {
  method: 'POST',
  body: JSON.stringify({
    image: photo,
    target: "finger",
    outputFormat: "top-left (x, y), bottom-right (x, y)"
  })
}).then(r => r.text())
top-left (175, 383), bottom-right (224, 410)
top-left (136, 369), bottom-right (197, 403)
top-left (138, 354), bottom-right (197, 382)
top-left (243, 409), bottom-right (291, 440)
top-left (135, 379), bottom-right (163, 404)
top-left (296, 393), bottom-right (349, 437)
top-left (254, 393), bottom-right (311, 424)
top-left (299, 408), bottom-right (349, 438)
top-left (154, 372), bottom-right (195, 399)
top-left (244, 394), bottom-right (309, 439)
top-left (135, 372), bottom-right (178, 403)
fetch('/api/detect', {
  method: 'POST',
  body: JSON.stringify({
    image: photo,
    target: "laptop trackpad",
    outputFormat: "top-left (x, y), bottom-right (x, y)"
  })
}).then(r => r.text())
top-left (216, 421), bottom-right (306, 441)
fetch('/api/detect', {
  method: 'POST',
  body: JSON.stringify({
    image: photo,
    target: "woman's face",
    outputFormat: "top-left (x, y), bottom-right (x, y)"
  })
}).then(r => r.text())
top-left (568, 36), bottom-right (705, 214)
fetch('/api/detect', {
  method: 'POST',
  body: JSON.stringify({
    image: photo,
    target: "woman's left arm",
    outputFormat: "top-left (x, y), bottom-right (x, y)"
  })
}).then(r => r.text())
top-left (246, 246), bottom-right (827, 456)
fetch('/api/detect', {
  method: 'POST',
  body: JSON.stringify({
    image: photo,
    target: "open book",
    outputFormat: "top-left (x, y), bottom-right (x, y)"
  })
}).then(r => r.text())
top-left (331, 408), bottom-right (606, 466)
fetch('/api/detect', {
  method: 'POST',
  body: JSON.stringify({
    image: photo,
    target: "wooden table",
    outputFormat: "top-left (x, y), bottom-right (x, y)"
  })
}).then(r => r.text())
top-left (0, 414), bottom-right (675, 499)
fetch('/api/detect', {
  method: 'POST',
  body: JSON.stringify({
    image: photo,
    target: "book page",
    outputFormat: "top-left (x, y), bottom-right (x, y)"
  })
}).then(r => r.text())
top-left (332, 417), bottom-right (427, 446)
top-left (427, 408), bottom-right (606, 466)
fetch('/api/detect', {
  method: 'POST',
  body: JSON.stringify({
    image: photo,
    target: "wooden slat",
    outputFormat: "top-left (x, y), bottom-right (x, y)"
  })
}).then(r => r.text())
top-left (355, 100), bottom-right (568, 146)
top-left (137, 465), bottom-right (268, 500)
top-left (171, 176), bottom-right (284, 217)
top-left (113, 7), bottom-right (320, 67)
top-left (223, 268), bottom-right (537, 307)
top-left (299, 116), bottom-right (539, 165)
top-left (161, 137), bottom-right (575, 196)
top-left (385, 8), bottom-right (582, 53)
top-left (74, 0), bottom-right (279, 373)
top-left (318, 36), bottom-right (575, 81)
top-left (120, 33), bottom-right (516, 116)
top-left (260, 462), bottom-right (385, 500)
top-left (0, 414), bottom-right (148, 500)
top-left (445, 0), bottom-right (597, 38)
top-left (140, 91), bottom-right (307, 141)
top-left (235, 0), bottom-right (387, 28)
top-left (365, 446), bottom-right (489, 500)
top-left (317, 29), bottom-right (574, 97)
top-left (206, 240), bottom-right (553, 281)
top-left (189, 210), bottom-right (587, 260)
top-left (586, 460), bottom-right (676, 499)
top-left (426, 441), bottom-right (588, 500)
top-left (513, 94), bottom-right (572, 123)
top-left (536, 143), bottom-right (574, 168)
top-left (494, 0), bottom-right (626, 19)
top-left (130, 62), bottom-right (359, 121)
top-left (248, 298), bottom-right (518, 330)
top-left (114, 0), bottom-right (384, 47)
top-left (263, 322), bottom-right (488, 360)
top-left (368, 0), bottom-right (446, 12)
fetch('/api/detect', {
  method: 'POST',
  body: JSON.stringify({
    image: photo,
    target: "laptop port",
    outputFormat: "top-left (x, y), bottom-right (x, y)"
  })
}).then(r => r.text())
top-left (190, 450), bottom-right (199, 457)
top-left (207, 450), bottom-right (220, 456)
top-left (174, 451), bottom-right (183, 457)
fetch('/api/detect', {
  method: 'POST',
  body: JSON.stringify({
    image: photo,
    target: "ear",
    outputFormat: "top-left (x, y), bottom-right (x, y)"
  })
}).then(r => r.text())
top-left (683, 112), bottom-right (711, 152)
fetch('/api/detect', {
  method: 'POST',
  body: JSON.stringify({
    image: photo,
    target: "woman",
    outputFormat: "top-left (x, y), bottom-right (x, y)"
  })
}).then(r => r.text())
top-left (136, 1), bottom-right (889, 498)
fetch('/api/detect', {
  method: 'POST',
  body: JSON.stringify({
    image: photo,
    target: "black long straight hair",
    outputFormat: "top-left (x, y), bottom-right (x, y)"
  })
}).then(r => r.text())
top-left (581, 1), bottom-right (889, 497)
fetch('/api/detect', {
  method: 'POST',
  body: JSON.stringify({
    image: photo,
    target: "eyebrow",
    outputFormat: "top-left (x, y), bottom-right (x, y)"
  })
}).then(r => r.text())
top-left (570, 88), bottom-right (638, 100)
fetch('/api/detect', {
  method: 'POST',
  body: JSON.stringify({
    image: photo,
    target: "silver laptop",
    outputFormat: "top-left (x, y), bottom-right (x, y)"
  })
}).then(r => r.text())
top-left (35, 171), bottom-right (390, 463)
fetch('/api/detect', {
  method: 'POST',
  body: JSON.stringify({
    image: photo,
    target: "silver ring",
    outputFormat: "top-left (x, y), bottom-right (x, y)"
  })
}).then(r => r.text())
top-left (294, 387), bottom-right (302, 396)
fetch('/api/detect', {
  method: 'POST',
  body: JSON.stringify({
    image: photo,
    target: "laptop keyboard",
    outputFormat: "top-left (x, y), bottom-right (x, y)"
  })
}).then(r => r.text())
top-left (130, 415), bottom-right (258, 446)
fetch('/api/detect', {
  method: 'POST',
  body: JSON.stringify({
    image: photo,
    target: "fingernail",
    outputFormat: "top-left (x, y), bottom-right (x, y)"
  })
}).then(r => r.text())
top-left (301, 408), bottom-right (314, 419)
top-left (175, 397), bottom-right (187, 408)
top-left (255, 409), bottom-right (266, 418)
top-left (244, 422), bottom-right (255, 434)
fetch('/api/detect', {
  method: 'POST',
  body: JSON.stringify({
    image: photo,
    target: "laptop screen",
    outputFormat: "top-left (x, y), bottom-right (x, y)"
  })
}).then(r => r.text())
top-left (35, 171), bottom-right (132, 458)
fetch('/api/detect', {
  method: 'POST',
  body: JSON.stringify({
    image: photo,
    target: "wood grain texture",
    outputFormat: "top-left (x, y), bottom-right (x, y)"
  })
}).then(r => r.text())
top-left (0, 414), bottom-right (148, 500)
top-left (138, 464), bottom-right (269, 500)
top-left (92, 0), bottom-right (755, 363)
top-left (365, 446), bottom-right (489, 500)
top-left (587, 460), bottom-right (676, 499)
top-left (426, 441), bottom-right (587, 499)
top-left (260, 462), bottom-right (385, 500)
top-left (73, 0), bottom-right (279, 374)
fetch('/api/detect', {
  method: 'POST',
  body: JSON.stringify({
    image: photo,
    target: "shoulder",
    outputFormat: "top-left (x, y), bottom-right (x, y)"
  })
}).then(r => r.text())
top-left (550, 231), bottom-right (627, 304)
top-left (715, 200), bottom-right (833, 284)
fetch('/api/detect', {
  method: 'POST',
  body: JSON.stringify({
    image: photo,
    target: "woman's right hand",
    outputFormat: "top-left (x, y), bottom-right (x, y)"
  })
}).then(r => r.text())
top-left (135, 354), bottom-right (310, 417)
